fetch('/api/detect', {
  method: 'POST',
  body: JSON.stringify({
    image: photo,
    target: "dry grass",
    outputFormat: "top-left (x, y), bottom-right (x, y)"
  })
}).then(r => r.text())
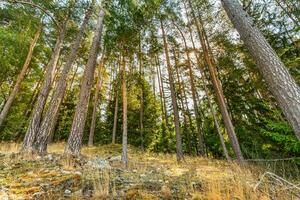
top-left (0, 142), bottom-right (299, 199)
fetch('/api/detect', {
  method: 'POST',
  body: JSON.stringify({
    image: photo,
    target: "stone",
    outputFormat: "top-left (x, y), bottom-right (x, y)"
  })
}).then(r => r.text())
top-left (108, 156), bottom-right (121, 162)
top-left (46, 154), bottom-right (54, 161)
top-left (73, 189), bottom-right (82, 196)
top-left (40, 183), bottom-right (50, 191)
top-left (86, 158), bottom-right (111, 170)
top-left (64, 189), bottom-right (72, 197)
top-left (140, 174), bottom-right (146, 178)
top-left (32, 192), bottom-right (45, 199)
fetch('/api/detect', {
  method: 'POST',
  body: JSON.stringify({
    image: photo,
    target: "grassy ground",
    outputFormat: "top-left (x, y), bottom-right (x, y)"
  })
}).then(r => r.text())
top-left (0, 142), bottom-right (299, 199)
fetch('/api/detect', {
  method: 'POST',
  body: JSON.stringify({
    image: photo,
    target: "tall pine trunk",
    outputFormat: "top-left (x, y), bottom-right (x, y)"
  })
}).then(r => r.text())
top-left (160, 19), bottom-right (184, 162)
top-left (121, 55), bottom-right (128, 167)
top-left (173, 52), bottom-right (192, 154)
top-left (187, 0), bottom-right (244, 162)
top-left (34, 1), bottom-right (95, 155)
top-left (193, 41), bottom-right (231, 161)
top-left (222, 0), bottom-right (300, 141)
top-left (65, 9), bottom-right (105, 156)
top-left (139, 39), bottom-right (144, 150)
top-left (184, 2), bottom-right (230, 160)
top-left (0, 25), bottom-right (41, 127)
top-left (112, 88), bottom-right (119, 144)
top-left (22, 22), bottom-right (66, 152)
top-left (88, 59), bottom-right (105, 146)
top-left (156, 55), bottom-right (169, 129)
top-left (173, 21), bottom-right (205, 156)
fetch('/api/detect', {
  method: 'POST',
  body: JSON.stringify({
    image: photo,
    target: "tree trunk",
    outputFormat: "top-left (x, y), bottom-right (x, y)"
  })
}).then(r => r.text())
top-left (173, 52), bottom-right (192, 154)
top-left (88, 58), bottom-right (105, 146)
top-left (121, 55), bottom-right (128, 167)
top-left (22, 22), bottom-right (66, 153)
top-left (222, 0), bottom-right (300, 141)
top-left (173, 21), bottom-right (205, 156)
top-left (34, 1), bottom-right (95, 155)
top-left (65, 9), bottom-right (105, 156)
top-left (160, 19), bottom-right (184, 162)
top-left (112, 88), bottom-right (119, 144)
top-left (191, 40), bottom-right (231, 160)
top-left (155, 58), bottom-right (167, 139)
top-left (0, 25), bottom-right (41, 127)
top-left (156, 54), bottom-right (169, 131)
top-left (187, 0), bottom-right (244, 162)
top-left (182, 0), bottom-right (230, 160)
top-left (139, 38), bottom-right (144, 150)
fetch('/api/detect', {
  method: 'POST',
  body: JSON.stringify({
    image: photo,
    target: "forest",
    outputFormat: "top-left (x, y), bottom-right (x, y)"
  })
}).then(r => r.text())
top-left (0, 0), bottom-right (299, 199)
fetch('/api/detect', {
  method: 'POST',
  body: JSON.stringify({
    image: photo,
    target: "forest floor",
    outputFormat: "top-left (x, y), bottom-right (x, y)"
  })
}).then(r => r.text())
top-left (0, 143), bottom-right (299, 200)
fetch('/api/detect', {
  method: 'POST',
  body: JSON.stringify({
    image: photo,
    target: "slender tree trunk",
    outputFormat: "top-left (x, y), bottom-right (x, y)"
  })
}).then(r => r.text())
top-left (192, 44), bottom-right (231, 160)
top-left (88, 58), bottom-right (105, 146)
top-left (139, 38), bottom-right (144, 150)
top-left (173, 53), bottom-right (192, 154)
top-left (156, 60), bottom-right (167, 136)
top-left (121, 55), bottom-right (128, 167)
top-left (182, 0), bottom-right (231, 160)
top-left (156, 54), bottom-right (169, 130)
top-left (160, 19), bottom-right (184, 162)
top-left (156, 63), bottom-right (165, 121)
top-left (222, 0), bottom-right (300, 141)
top-left (151, 61), bottom-right (156, 94)
top-left (112, 59), bottom-right (121, 144)
top-left (65, 9), bottom-right (105, 156)
top-left (173, 21), bottom-right (205, 156)
top-left (22, 22), bottom-right (67, 152)
top-left (34, 2), bottom-right (95, 155)
top-left (112, 88), bottom-right (119, 144)
top-left (0, 25), bottom-right (41, 127)
top-left (180, 72), bottom-right (196, 154)
top-left (187, 0), bottom-right (244, 162)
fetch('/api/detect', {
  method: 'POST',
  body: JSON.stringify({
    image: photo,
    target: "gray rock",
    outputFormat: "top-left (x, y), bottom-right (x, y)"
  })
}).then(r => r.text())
top-left (87, 158), bottom-right (111, 170)
top-left (108, 156), bottom-right (121, 162)
top-left (40, 183), bottom-right (50, 191)
top-left (64, 189), bottom-right (72, 197)
top-left (32, 192), bottom-right (45, 199)
top-left (46, 154), bottom-right (54, 161)
top-left (73, 189), bottom-right (82, 196)
top-left (116, 190), bottom-right (125, 198)
top-left (140, 174), bottom-right (146, 178)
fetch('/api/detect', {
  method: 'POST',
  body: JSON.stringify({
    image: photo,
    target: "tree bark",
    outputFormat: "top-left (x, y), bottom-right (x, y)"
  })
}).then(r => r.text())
top-left (187, 0), bottom-right (244, 162)
top-left (160, 19), bottom-right (184, 162)
top-left (88, 58), bottom-right (105, 146)
top-left (22, 22), bottom-right (67, 153)
top-left (65, 9), bottom-right (105, 156)
top-left (34, 1), bottom-right (95, 155)
top-left (121, 55), bottom-right (128, 167)
top-left (222, 0), bottom-right (300, 141)
top-left (0, 25), bottom-right (42, 127)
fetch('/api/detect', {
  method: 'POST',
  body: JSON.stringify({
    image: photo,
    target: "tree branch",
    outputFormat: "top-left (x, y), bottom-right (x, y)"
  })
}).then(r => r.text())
top-left (2, 0), bottom-right (61, 29)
